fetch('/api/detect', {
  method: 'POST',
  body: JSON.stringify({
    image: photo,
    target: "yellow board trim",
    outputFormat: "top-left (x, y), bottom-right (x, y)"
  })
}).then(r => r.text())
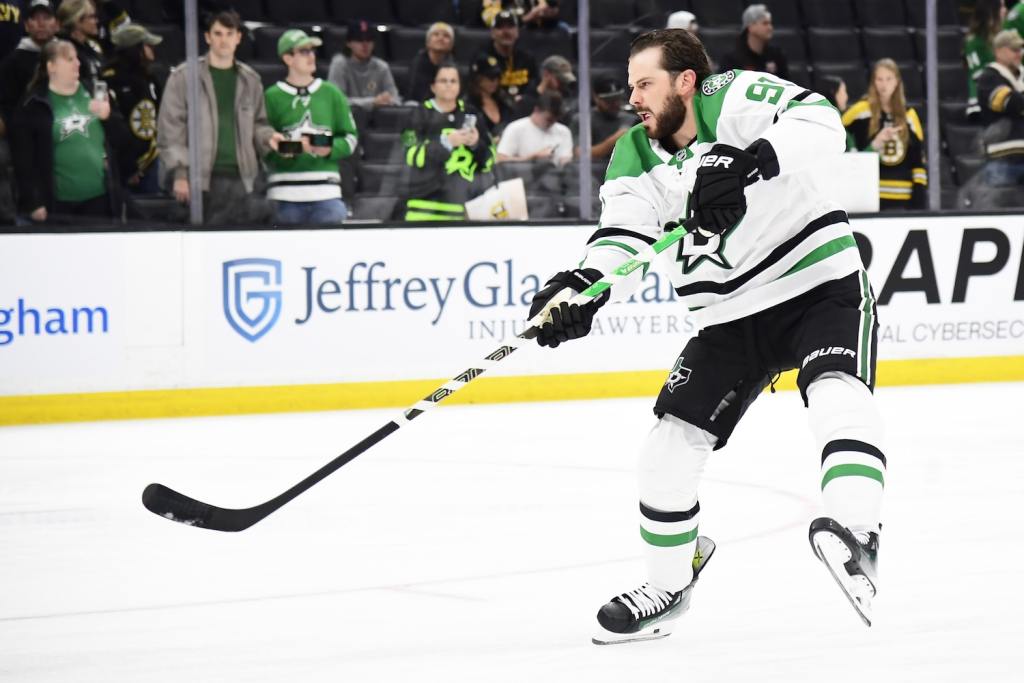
top-left (2, 356), bottom-right (1023, 426)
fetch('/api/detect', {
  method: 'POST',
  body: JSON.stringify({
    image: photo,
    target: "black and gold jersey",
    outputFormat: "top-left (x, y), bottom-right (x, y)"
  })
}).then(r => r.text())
top-left (843, 100), bottom-right (927, 209)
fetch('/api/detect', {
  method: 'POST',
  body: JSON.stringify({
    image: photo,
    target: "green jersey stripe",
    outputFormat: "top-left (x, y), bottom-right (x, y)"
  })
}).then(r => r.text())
top-left (780, 235), bottom-right (857, 278)
top-left (640, 525), bottom-right (699, 548)
top-left (821, 463), bottom-right (885, 489)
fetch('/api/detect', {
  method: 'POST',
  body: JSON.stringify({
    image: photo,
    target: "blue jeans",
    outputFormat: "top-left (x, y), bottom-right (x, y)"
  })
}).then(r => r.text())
top-left (981, 158), bottom-right (1024, 187)
top-left (274, 198), bottom-right (348, 225)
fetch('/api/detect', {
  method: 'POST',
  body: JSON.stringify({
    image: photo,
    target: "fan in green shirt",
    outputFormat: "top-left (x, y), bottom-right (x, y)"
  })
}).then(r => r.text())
top-left (965, 0), bottom-right (1012, 118)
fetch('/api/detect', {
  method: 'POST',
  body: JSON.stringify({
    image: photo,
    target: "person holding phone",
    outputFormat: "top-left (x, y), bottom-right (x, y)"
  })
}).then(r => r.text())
top-left (264, 29), bottom-right (358, 225)
top-left (400, 63), bottom-right (494, 221)
top-left (11, 38), bottom-right (133, 223)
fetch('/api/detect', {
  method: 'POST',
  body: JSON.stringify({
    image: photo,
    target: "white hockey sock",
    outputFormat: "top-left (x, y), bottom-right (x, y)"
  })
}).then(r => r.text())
top-left (637, 414), bottom-right (715, 593)
top-left (807, 372), bottom-right (886, 533)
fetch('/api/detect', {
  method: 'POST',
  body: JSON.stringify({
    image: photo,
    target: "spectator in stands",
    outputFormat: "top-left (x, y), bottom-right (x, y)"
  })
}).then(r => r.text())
top-left (0, 0), bottom-right (57, 125)
top-left (666, 10), bottom-right (698, 34)
top-left (497, 91), bottom-right (572, 166)
top-left (327, 19), bottom-right (400, 110)
top-left (1008, 2), bottom-right (1024, 36)
top-left (720, 4), bottom-right (788, 81)
top-left (536, 55), bottom-right (576, 122)
top-left (56, 0), bottom-right (104, 90)
top-left (157, 9), bottom-right (282, 225)
top-left (102, 22), bottom-right (162, 194)
top-left (11, 38), bottom-right (133, 223)
top-left (482, 0), bottom-right (561, 31)
top-left (406, 22), bottom-right (456, 104)
top-left (965, 0), bottom-right (1008, 120)
top-left (974, 29), bottom-right (1024, 197)
top-left (843, 59), bottom-right (927, 211)
top-left (400, 64), bottom-right (494, 221)
top-left (265, 29), bottom-right (358, 225)
top-left (570, 76), bottom-right (634, 159)
top-left (467, 54), bottom-right (513, 140)
top-left (819, 74), bottom-right (854, 149)
top-left (479, 10), bottom-right (538, 118)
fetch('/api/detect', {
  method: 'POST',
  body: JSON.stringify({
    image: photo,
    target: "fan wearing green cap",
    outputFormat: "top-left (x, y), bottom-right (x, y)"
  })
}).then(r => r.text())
top-left (264, 29), bottom-right (358, 224)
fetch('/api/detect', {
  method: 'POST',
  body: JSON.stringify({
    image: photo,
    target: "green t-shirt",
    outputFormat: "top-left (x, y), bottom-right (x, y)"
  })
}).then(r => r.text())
top-left (1006, 3), bottom-right (1024, 37)
top-left (209, 65), bottom-right (239, 177)
top-left (49, 85), bottom-right (107, 202)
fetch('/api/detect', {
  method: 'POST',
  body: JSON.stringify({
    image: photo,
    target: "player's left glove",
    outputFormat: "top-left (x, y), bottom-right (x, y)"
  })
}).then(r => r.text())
top-left (527, 268), bottom-right (609, 348)
top-left (690, 139), bottom-right (780, 235)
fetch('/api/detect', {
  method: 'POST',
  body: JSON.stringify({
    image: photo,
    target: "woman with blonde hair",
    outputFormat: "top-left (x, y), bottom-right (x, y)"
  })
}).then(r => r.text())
top-left (842, 59), bottom-right (927, 210)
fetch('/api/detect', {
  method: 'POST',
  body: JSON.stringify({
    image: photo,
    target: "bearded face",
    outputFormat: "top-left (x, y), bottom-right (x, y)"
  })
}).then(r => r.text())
top-left (645, 88), bottom-right (687, 140)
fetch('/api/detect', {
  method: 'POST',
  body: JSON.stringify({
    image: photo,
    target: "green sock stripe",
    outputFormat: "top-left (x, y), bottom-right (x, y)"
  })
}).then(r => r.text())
top-left (640, 525), bottom-right (698, 547)
top-left (821, 463), bottom-right (885, 489)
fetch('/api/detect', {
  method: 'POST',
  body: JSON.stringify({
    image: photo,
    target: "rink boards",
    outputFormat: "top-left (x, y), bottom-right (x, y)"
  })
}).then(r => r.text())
top-left (1, 214), bottom-right (1022, 424)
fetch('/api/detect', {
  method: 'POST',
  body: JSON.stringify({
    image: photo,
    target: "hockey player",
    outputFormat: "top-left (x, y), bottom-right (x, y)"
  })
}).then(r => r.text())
top-left (526, 29), bottom-right (885, 643)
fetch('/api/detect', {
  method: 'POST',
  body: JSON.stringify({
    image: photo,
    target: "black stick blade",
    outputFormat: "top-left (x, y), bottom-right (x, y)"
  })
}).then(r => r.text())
top-left (141, 483), bottom-right (255, 532)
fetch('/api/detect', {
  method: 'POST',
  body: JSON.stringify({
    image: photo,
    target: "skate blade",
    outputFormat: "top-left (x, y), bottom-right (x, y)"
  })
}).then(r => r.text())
top-left (812, 531), bottom-right (874, 627)
top-left (592, 624), bottom-right (674, 645)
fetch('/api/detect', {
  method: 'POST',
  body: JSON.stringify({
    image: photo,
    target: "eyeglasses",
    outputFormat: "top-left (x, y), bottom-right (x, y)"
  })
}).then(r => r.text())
top-left (434, 78), bottom-right (459, 84)
top-left (291, 47), bottom-right (316, 56)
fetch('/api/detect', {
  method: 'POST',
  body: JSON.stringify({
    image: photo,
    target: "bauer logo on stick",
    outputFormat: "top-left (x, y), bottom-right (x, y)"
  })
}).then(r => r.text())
top-left (223, 258), bottom-right (283, 343)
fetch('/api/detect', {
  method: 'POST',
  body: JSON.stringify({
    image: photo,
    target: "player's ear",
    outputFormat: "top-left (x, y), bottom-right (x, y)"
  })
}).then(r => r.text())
top-left (678, 69), bottom-right (697, 96)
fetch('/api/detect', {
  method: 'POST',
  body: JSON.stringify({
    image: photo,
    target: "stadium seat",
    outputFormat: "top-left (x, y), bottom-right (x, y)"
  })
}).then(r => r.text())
top-left (700, 27), bottom-right (740, 67)
top-left (589, 0), bottom-right (640, 28)
top-left (904, 0), bottom-right (960, 28)
top-left (148, 25), bottom-right (185, 66)
top-left (266, 0), bottom-right (329, 24)
top-left (937, 62), bottom-right (968, 102)
top-left (252, 25), bottom-right (289, 61)
top-left (590, 29), bottom-right (633, 66)
top-left (127, 0), bottom-right (166, 24)
top-left (518, 29), bottom-right (575, 61)
top-left (898, 62), bottom-right (925, 101)
top-left (525, 195), bottom-right (561, 219)
top-left (862, 27), bottom-right (916, 63)
top-left (390, 64), bottom-right (410, 97)
top-left (356, 162), bottom-right (405, 195)
top-left (762, 0), bottom-right (802, 29)
top-left (689, 0), bottom-right (747, 28)
top-left (771, 27), bottom-right (807, 62)
top-left (813, 61), bottom-right (868, 100)
top-left (800, 0), bottom-right (855, 28)
top-left (371, 106), bottom-right (415, 132)
top-left (952, 154), bottom-right (985, 185)
top-left (807, 27), bottom-right (864, 64)
top-left (452, 28), bottom-right (493, 63)
top-left (352, 195), bottom-right (399, 220)
top-left (943, 122), bottom-right (984, 158)
top-left (389, 26), bottom-right (424, 62)
top-left (786, 61), bottom-right (813, 88)
top-left (251, 61), bottom-right (287, 88)
top-left (458, 0), bottom-right (487, 28)
top-left (855, 0), bottom-right (909, 28)
top-left (360, 131), bottom-right (403, 163)
top-left (913, 27), bottom-right (965, 64)
top-left (395, 3), bottom-right (458, 27)
top-left (497, 161), bottom-right (564, 195)
top-left (328, 0), bottom-right (397, 25)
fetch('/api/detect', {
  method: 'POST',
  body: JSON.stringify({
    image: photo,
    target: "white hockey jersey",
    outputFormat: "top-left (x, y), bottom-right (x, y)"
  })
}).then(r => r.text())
top-left (582, 69), bottom-right (863, 327)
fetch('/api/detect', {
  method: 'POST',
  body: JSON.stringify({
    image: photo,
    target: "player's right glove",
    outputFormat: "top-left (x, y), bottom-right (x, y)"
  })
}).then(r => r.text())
top-left (690, 139), bottom-right (779, 235)
top-left (527, 268), bottom-right (609, 348)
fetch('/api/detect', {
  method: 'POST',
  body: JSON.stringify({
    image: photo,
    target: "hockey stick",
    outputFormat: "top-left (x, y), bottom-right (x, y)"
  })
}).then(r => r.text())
top-left (141, 217), bottom-right (699, 531)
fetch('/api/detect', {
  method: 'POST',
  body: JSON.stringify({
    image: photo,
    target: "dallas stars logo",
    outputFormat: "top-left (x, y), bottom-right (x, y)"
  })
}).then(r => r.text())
top-left (673, 221), bottom-right (739, 274)
top-left (59, 111), bottom-right (92, 140)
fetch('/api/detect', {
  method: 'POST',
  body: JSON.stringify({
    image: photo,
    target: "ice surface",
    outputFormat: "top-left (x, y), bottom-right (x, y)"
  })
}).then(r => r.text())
top-left (1, 383), bottom-right (1022, 682)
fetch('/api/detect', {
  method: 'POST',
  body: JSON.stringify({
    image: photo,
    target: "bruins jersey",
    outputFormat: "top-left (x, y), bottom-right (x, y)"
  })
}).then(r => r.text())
top-left (843, 100), bottom-right (927, 209)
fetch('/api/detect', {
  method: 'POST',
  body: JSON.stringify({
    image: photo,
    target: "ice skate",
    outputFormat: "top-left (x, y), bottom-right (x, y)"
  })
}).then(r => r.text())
top-left (592, 536), bottom-right (715, 645)
top-left (809, 517), bottom-right (879, 626)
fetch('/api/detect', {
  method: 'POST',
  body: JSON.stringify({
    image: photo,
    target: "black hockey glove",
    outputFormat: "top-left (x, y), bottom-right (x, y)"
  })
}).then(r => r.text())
top-left (690, 139), bottom-right (780, 235)
top-left (527, 268), bottom-right (609, 348)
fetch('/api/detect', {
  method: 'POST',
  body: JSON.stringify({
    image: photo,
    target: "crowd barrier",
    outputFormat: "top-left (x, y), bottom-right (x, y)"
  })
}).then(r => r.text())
top-left (1, 213), bottom-right (1022, 425)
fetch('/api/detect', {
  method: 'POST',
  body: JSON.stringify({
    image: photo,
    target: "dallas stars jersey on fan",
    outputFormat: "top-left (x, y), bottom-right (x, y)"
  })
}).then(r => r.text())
top-left (264, 78), bottom-right (358, 202)
top-left (582, 69), bottom-right (860, 327)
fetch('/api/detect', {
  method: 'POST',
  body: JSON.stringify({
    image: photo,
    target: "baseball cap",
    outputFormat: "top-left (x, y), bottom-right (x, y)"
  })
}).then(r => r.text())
top-left (277, 29), bottom-right (322, 57)
top-left (471, 54), bottom-right (502, 78)
top-left (111, 23), bottom-right (163, 49)
top-left (491, 10), bottom-right (519, 29)
top-left (742, 4), bottom-right (771, 28)
top-left (27, 0), bottom-right (54, 17)
top-left (666, 10), bottom-right (697, 31)
top-left (993, 29), bottom-right (1024, 50)
top-left (346, 19), bottom-right (375, 42)
top-left (593, 76), bottom-right (625, 99)
top-left (541, 55), bottom-right (576, 84)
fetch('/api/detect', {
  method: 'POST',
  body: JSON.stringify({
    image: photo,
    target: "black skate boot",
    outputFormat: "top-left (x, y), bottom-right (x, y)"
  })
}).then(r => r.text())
top-left (592, 536), bottom-right (716, 645)
top-left (809, 517), bottom-right (879, 626)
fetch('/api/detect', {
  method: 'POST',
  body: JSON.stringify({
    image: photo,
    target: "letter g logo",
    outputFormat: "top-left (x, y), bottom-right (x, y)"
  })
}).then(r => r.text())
top-left (223, 258), bottom-right (283, 342)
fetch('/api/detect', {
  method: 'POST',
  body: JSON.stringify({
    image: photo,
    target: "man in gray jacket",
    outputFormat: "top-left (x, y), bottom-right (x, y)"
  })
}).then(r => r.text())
top-left (157, 9), bottom-right (282, 225)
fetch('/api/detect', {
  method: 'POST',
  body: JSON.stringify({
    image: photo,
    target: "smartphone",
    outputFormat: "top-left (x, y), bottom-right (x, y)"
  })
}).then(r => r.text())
top-left (462, 114), bottom-right (477, 130)
top-left (278, 140), bottom-right (303, 156)
top-left (307, 133), bottom-right (333, 147)
top-left (93, 80), bottom-right (108, 101)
